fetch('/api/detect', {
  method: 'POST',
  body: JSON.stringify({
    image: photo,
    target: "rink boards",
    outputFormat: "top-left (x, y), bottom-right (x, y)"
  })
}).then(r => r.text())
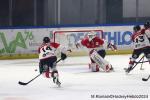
top-left (0, 24), bottom-right (135, 59)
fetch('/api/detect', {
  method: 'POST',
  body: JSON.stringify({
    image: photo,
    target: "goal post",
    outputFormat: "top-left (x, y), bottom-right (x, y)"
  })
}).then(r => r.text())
top-left (53, 29), bottom-right (104, 56)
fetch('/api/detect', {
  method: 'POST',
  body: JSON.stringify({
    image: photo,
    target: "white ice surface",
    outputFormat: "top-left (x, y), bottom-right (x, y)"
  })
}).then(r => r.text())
top-left (0, 54), bottom-right (150, 100)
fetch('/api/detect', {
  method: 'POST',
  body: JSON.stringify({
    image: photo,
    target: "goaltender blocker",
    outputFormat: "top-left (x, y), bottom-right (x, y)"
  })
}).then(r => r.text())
top-left (38, 37), bottom-right (68, 86)
top-left (76, 31), bottom-right (117, 72)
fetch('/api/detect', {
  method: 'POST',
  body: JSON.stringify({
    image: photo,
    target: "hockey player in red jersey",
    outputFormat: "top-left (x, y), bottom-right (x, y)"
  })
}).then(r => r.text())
top-left (38, 37), bottom-right (67, 86)
top-left (126, 25), bottom-right (150, 73)
top-left (76, 31), bottom-right (116, 72)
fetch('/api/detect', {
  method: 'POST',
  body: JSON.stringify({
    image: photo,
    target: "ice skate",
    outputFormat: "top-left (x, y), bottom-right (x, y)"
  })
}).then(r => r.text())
top-left (53, 76), bottom-right (61, 87)
top-left (125, 67), bottom-right (132, 74)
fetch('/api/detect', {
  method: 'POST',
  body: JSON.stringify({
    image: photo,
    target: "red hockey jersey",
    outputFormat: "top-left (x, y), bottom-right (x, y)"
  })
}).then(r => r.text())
top-left (81, 36), bottom-right (104, 48)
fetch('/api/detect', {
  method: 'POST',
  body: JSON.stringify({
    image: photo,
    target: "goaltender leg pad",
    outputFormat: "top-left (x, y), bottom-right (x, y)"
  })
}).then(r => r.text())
top-left (89, 63), bottom-right (99, 72)
top-left (90, 50), bottom-right (111, 72)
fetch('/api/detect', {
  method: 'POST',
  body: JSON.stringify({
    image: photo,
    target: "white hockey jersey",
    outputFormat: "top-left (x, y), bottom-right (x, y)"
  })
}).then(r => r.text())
top-left (38, 42), bottom-right (67, 60)
top-left (132, 29), bottom-right (150, 49)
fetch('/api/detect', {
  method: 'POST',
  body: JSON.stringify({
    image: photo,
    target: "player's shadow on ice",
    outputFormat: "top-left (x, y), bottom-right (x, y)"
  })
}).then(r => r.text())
top-left (73, 70), bottom-right (113, 74)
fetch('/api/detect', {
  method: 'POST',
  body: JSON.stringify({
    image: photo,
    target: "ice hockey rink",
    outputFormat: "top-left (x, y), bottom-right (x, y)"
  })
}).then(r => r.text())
top-left (0, 54), bottom-right (150, 100)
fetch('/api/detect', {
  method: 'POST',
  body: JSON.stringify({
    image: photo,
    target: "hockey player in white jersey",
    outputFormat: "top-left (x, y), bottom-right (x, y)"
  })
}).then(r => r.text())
top-left (126, 25), bottom-right (150, 73)
top-left (38, 37), bottom-right (68, 86)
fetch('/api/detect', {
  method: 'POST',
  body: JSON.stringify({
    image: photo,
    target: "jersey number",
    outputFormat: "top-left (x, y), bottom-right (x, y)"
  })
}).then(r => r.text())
top-left (42, 46), bottom-right (52, 52)
top-left (42, 46), bottom-right (52, 57)
top-left (135, 36), bottom-right (144, 43)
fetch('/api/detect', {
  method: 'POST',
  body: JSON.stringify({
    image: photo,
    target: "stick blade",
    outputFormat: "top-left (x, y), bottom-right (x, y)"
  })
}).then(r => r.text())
top-left (18, 81), bottom-right (28, 85)
top-left (142, 78), bottom-right (148, 81)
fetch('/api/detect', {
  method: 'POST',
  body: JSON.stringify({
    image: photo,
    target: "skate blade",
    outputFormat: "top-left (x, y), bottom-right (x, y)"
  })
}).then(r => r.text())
top-left (56, 82), bottom-right (61, 87)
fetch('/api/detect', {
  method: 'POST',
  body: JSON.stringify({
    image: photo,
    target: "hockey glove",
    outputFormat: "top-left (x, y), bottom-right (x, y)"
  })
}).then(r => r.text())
top-left (61, 53), bottom-right (67, 60)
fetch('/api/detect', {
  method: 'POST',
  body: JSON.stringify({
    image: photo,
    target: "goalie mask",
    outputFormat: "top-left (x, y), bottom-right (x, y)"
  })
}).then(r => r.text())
top-left (87, 31), bottom-right (96, 41)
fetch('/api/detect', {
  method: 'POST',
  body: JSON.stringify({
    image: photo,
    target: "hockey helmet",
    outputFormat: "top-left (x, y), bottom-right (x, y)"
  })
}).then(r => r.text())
top-left (87, 31), bottom-right (96, 41)
top-left (43, 37), bottom-right (50, 43)
top-left (144, 21), bottom-right (150, 29)
top-left (133, 25), bottom-right (141, 32)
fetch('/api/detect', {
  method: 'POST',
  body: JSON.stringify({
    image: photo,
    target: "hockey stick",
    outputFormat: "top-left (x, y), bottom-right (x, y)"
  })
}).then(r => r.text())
top-left (18, 73), bottom-right (41, 85)
top-left (130, 55), bottom-right (145, 70)
top-left (140, 56), bottom-right (144, 70)
top-left (18, 58), bottom-right (62, 85)
top-left (142, 75), bottom-right (150, 81)
top-left (135, 60), bottom-right (149, 63)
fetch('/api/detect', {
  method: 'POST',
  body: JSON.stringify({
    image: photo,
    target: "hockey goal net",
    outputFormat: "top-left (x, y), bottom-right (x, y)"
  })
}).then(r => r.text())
top-left (53, 29), bottom-right (104, 50)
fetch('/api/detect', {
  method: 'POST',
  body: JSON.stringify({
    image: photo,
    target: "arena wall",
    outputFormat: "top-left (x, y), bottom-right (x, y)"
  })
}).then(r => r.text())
top-left (0, 24), bottom-right (137, 59)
